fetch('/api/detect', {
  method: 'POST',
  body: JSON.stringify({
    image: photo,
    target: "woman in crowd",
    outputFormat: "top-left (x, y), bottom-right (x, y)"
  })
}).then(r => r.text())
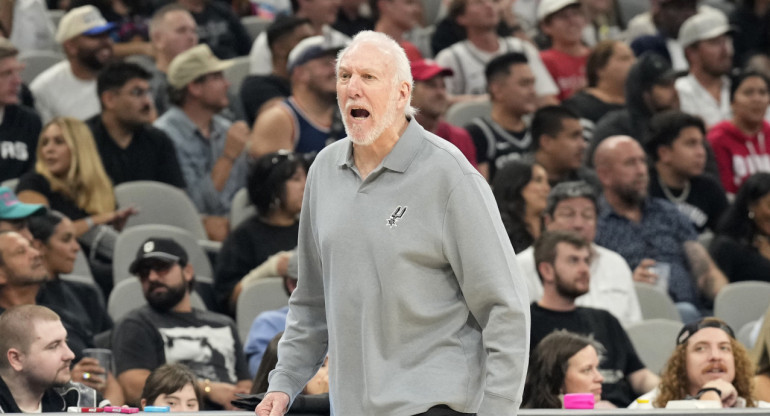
top-left (16, 117), bottom-right (136, 295)
top-left (707, 71), bottom-right (770, 195)
top-left (214, 150), bottom-right (306, 314)
top-left (140, 363), bottom-right (201, 412)
top-left (28, 210), bottom-right (122, 404)
top-left (563, 40), bottom-right (634, 128)
top-left (492, 159), bottom-right (550, 253)
top-left (522, 330), bottom-right (609, 408)
top-left (709, 172), bottom-right (770, 283)
top-left (252, 332), bottom-right (329, 396)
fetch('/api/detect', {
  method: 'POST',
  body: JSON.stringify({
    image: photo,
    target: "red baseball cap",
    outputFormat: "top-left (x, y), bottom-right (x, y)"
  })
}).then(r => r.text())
top-left (411, 59), bottom-right (453, 82)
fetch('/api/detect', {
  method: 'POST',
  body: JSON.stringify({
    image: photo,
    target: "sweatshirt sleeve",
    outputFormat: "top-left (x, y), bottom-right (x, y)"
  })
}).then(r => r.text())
top-left (442, 172), bottom-right (531, 415)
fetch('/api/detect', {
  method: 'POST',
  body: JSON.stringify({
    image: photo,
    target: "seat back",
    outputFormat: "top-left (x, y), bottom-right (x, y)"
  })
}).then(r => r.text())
top-left (625, 318), bottom-right (682, 375)
top-left (634, 282), bottom-right (682, 322)
top-left (444, 100), bottom-right (492, 127)
top-left (19, 50), bottom-right (64, 84)
top-left (113, 224), bottom-right (214, 286)
top-left (229, 187), bottom-right (257, 230)
top-left (114, 181), bottom-right (208, 240)
top-left (236, 278), bottom-right (290, 343)
top-left (241, 16), bottom-right (271, 42)
top-left (108, 278), bottom-right (207, 321)
top-left (1, 178), bottom-right (19, 189)
top-left (714, 281), bottom-right (770, 332)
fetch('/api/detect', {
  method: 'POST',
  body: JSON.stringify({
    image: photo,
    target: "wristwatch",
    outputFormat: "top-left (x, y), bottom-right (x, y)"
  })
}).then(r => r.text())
top-left (694, 387), bottom-right (722, 399)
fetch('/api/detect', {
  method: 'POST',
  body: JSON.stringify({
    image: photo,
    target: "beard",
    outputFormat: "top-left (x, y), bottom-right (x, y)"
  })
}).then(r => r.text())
top-left (78, 47), bottom-right (111, 72)
top-left (145, 280), bottom-right (187, 312)
top-left (343, 89), bottom-right (401, 146)
top-left (554, 272), bottom-right (589, 300)
top-left (614, 182), bottom-right (648, 206)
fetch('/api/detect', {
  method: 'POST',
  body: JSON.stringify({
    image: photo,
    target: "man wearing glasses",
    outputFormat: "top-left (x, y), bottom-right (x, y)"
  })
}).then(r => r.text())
top-left (87, 62), bottom-right (186, 189)
top-left (112, 237), bottom-right (252, 409)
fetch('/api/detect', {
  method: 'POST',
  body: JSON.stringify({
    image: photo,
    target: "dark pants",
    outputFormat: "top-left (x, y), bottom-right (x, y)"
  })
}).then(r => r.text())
top-left (413, 405), bottom-right (476, 416)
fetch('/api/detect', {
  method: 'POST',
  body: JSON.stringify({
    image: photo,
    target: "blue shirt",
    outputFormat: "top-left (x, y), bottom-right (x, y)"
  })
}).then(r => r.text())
top-left (154, 107), bottom-right (248, 216)
top-left (595, 196), bottom-right (699, 304)
top-left (244, 306), bottom-right (288, 377)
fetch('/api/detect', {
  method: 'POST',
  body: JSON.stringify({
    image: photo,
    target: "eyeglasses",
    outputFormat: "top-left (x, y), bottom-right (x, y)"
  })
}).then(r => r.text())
top-left (124, 87), bottom-right (152, 98)
top-left (270, 149), bottom-right (297, 165)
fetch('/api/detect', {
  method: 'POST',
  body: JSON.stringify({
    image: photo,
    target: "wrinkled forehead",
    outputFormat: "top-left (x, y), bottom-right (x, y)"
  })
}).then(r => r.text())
top-left (339, 42), bottom-right (395, 72)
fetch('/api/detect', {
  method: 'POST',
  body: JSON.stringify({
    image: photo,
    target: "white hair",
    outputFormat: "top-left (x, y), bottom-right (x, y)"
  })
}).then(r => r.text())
top-left (336, 30), bottom-right (416, 117)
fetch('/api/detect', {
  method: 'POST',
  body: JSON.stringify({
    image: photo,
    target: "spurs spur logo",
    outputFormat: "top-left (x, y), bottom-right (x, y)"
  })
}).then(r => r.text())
top-left (387, 206), bottom-right (407, 228)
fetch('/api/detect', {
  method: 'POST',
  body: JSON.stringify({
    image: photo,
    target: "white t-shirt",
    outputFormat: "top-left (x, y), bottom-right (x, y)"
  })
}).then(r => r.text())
top-left (434, 36), bottom-right (557, 98)
top-left (517, 243), bottom-right (643, 326)
top-left (29, 61), bottom-right (100, 124)
top-left (676, 73), bottom-right (731, 128)
top-left (248, 24), bottom-right (350, 75)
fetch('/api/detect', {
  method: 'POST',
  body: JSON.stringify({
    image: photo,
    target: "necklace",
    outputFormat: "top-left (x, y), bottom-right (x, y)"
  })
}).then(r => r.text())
top-left (658, 175), bottom-right (690, 203)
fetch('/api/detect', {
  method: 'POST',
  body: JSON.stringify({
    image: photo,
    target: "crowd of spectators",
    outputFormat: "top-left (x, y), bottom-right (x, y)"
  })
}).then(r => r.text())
top-left (2, 0), bottom-right (770, 412)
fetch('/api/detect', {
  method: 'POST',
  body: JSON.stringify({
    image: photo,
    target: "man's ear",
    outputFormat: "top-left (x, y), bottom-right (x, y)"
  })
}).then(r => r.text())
top-left (7, 348), bottom-right (25, 372)
top-left (182, 263), bottom-right (194, 283)
top-left (0, 268), bottom-right (8, 285)
top-left (101, 89), bottom-right (119, 112)
top-left (537, 262), bottom-right (555, 284)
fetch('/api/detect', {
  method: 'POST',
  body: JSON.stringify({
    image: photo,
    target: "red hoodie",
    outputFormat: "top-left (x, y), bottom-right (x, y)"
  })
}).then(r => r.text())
top-left (707, 120), bottom-right (770, 194)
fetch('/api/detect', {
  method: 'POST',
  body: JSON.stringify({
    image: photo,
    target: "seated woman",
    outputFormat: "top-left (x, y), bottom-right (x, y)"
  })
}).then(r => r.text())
top-left (214, 150), bottom-right (306, 314)
top-left (252, 331), bottom-right (329, 396)
top-left (28, 210), bottom-right (122, 404)
top-left (709, 172), bottom-right (770, 283)
top-left (522, 329), bottom-right (609, 408)
top-left (16, 117), bottom-right (136, 295)
top-left (140, 363), bottom-right (201, 412)
top-left (752, 304), bottom-right (770, 402)
top-left (630, 317), bottom-right (764, 408)
top-left (707, 70), bottom-right (770, 195)
top-left (492, 159), bottom-right (550, 253)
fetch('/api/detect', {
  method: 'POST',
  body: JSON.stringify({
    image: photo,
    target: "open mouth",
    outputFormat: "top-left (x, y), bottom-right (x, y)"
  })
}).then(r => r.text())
top-left (350, 108), bottom-right (370, 119)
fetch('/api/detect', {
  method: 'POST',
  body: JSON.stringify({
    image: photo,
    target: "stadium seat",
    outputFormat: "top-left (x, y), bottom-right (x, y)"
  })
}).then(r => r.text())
top-left (236, 277), bottom-right (289, 343)
top-left (626, 318), bottom-right (682, 375)
top-left (714, 281), bottom-right (770, 333)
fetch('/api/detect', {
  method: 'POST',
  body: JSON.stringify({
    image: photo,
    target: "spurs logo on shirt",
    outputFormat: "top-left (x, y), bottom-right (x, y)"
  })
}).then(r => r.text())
top-left (387, 206), bottom-right (407, 228)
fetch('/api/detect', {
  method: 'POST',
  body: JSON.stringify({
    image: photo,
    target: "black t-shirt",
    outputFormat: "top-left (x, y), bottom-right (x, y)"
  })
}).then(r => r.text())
top-left (0, 105), bottom-right (43, 182)
top-left (214, 215), bottom-right (299, 312)
top-left (464, 116), bottom-right (530, 180)
top-left (710, 235), bottom-right (770, 283)
top-left (240, 75), bottom-right (291, 126)
top-left (193, 2), bottom-right (252, 58)
top-left (562, 90), bottom-right (625, 142)
top-left (648, 170), bottom-right (729, 233)
top-left (86, 115), bottom-right (186, 188)
top-left (530, 303), bottom-right (645, 408)
top-left (332, 9), bottom-right (374, 38)
top-left (16, 172), bottom-right (89, 220)
top-left (36, 278), bottom-right (113, 361)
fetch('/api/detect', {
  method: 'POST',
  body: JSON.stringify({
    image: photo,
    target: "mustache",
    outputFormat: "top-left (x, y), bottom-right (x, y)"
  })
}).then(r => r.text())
top-left (703, 363), bottom-right (726, 373)
top-left (148, 282), bottom-right (168, 292)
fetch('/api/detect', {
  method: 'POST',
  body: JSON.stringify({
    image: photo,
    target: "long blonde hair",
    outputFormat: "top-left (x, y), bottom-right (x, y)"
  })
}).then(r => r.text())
top-left (35, 117), bottom-right (116, 215)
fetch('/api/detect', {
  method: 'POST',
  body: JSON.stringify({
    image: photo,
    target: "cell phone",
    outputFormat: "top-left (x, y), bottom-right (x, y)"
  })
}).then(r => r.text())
top-left (67, 407), bottom-right (103, 412)
top-left (142, 406), bottom-right (170, 412)
top-left (103, 406), bottom-right (139, 414)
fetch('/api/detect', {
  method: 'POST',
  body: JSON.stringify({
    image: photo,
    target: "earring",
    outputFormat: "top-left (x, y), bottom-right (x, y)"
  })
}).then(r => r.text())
top-left (749, 211), bottom-right (755, 219)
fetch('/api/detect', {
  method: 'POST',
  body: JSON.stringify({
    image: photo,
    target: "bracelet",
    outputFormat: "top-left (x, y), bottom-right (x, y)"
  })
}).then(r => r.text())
top-left (695, 387), bottom-right (722, 399)
top-left (203, 378), bottom-right (212, 395)
top-left (84, 217), bottom-right (94, 229)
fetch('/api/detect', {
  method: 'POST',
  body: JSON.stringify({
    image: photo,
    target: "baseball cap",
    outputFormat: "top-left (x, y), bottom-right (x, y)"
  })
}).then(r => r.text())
top-left (0, 37), bottom-right (18, 60)
top-left (635, 52), bottom-right (678, 91)
top-left (0, 187), bottom-right (46, 220)
top-left (287, 35), bottom-right (347, 73)
top-left (537, 0), bottom-right (579, 22)
top-left (410, 59), bottom-right (453, 82)
top-left (676, 317), bottom-right (734, 345)
top-left (678, 10), bottom-right (734, 49)
top-left (55, 5), bottom-right (116, 44)
top-left (167, 44), bottom-right (234, 89)
top-left (128, 237), bottom-right (189, 275)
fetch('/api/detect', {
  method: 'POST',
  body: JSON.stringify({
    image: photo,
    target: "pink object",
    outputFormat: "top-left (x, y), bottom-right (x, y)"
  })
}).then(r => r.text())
top-left (563, 393), bottom-right (595, 409)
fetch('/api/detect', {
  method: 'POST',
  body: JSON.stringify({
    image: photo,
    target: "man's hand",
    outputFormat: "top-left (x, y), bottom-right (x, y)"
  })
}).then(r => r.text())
top-left (223, 121), bottom-right (250, 161)
top-left (699, 379), bottom-right (738, 408)
top-left (71, 358), bottom-right (107, 392)
top-left (255, 392), bottom-right (290, 416)
top-left (633, 258), bottom-right (658, 284)
top-left (207, 381), bottom-right (239, 410)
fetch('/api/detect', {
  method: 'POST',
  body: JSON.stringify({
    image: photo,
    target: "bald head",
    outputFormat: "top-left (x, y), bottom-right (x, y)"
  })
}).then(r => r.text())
top-left (594, 136), bottom-right (649, 206)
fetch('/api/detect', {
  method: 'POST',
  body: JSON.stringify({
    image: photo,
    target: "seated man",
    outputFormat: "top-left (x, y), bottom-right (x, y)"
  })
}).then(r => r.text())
top-left (629, 317), bottom-right (763, 408)
top-left (594, 135), bottom-right (728, 321)
top-left (0, 186), bottom-right (46, 241)
top-left (530, 230), bottom-right (659, 407)
top-left (0, 304), bottom-right (109, 412)
top-left (517, 181), bottom-right (642, 326)
top-left (112, 237), bottom-right (251, 408)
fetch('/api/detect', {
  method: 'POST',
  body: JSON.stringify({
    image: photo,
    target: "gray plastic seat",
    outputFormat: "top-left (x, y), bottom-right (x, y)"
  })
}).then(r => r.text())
top-left (714, 281), bottom-right (770, 332)
top-left (634, 282), bottom-right (682, 322)
top-left (229, 187), bottom-right (257, 231)
top-left (626, 318), bottom-right (682, 375)
top-left (444, 100), bottom-right (492, 127)
top-left (236, 277), bottom-right (289, 343)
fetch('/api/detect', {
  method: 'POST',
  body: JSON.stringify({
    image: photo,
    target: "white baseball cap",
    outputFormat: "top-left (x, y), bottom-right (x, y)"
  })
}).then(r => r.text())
top-left (55, 5), bottom-right (116, 44)
top-left (537, 0), bottom-right (580, 22)
top-left (678, 10), bottom-right (734, 49)
top-left (167, 44), bottom-right (234, 88)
